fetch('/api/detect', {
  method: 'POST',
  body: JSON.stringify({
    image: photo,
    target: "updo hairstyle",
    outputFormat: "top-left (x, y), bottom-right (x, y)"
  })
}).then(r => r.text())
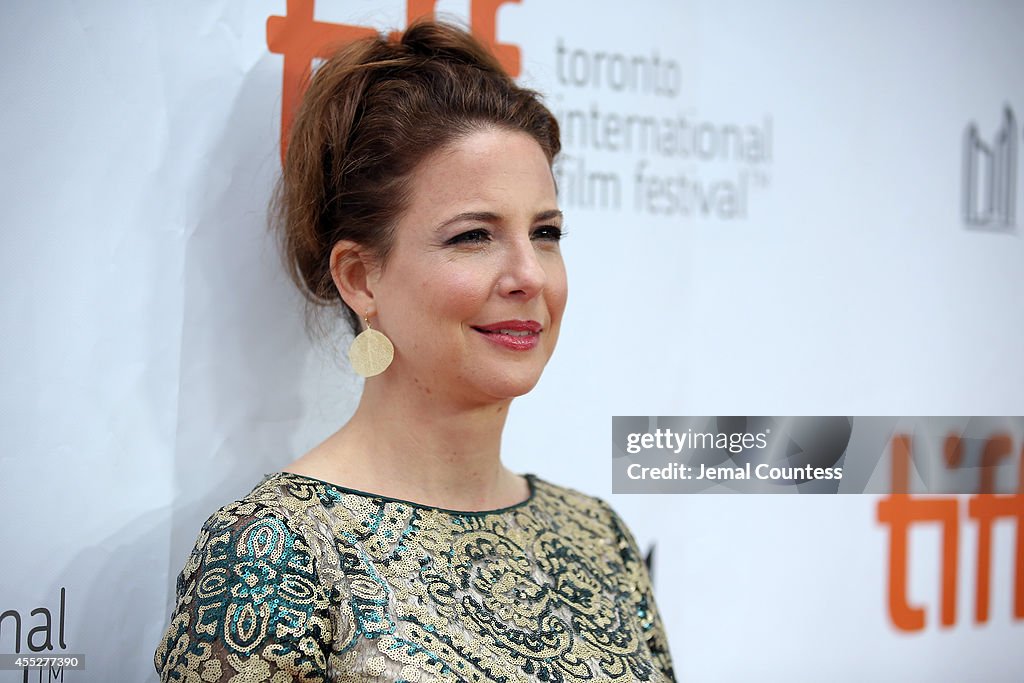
top-left (274, 20), bottom-right (561, 336)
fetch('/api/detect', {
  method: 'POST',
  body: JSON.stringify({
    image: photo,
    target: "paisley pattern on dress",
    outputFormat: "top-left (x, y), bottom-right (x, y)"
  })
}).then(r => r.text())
top-left (155, 472), bottom-right (675, 682)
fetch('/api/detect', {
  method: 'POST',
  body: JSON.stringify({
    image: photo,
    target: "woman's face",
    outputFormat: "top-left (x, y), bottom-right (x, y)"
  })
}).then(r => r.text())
top-left (369, 127), bottom-right (566, 407)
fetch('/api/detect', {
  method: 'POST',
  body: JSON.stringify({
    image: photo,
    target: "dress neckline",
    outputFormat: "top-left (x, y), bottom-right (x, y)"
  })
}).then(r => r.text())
top-left (269, 470), bottom-right (538, 516)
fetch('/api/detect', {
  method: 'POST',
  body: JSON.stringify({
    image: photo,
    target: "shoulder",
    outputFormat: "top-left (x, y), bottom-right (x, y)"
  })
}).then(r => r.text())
top-left (529, 473), bottom-right (607, 512)
top-left (170, 473), bottom-right (346, 610)
top-left (174, 476), bottom-right (318, 572)
top-left (187, 475), bottom-right (320, 565)
top-left (155, 474), bottom-right (336, 681)
top-left (528, 475), bottom-right (640, 549)
top-left (529, 474), bottom-right (624, 518)
top-left (210, 471), bottom-right (344, 523)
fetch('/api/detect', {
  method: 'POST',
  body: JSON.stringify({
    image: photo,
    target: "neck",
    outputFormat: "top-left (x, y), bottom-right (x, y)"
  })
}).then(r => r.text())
top-left (303, 370), bottom-right (526, 511)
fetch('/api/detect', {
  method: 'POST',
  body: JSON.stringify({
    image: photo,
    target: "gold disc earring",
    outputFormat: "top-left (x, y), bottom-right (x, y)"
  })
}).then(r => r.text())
top-left (348, 315), bottom-right (394, 378)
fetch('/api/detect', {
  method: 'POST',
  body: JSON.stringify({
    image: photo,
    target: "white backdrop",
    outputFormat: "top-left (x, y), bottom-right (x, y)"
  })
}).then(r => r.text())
top-left (1, 1), bottom-right (1022, 681)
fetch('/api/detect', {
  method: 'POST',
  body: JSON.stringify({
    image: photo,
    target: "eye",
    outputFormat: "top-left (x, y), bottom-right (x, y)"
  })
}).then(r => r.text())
top-left (445, 229), bottom-right (491, 246)
top-left (532, 225), bottom-right (564, 242)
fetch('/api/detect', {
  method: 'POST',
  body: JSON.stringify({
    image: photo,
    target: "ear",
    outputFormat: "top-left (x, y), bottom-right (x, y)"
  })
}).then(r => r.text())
top-left (329, 240), bottom-right (381, 319)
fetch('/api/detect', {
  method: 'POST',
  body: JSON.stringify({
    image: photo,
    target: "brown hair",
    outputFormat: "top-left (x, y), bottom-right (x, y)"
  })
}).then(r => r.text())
top-left (273, 20), bottom-right (561, 336)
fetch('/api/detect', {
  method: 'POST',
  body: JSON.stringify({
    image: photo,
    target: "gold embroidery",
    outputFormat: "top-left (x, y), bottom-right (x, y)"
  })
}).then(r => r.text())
top-left (155, 473), bottom-right (675, 682)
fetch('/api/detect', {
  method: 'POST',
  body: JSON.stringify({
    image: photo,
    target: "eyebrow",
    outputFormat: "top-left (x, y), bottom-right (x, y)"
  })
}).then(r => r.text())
top-left (434, 209), bottom-right (563, 232)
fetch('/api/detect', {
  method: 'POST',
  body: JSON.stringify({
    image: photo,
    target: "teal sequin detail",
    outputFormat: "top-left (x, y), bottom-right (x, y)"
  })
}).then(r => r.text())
top-left (155, 473), bottom-right (675, 682)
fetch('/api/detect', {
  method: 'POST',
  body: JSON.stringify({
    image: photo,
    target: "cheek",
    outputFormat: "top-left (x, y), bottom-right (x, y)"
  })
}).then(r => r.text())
top-left (420, 265), bottom-right (493, 322)
top-left (545, 260), bottom-right (569, 322)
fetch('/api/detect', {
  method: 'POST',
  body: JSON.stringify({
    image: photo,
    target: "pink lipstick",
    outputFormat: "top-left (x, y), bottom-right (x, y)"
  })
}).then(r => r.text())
top-left (471, 320), bottom-right (542, 351)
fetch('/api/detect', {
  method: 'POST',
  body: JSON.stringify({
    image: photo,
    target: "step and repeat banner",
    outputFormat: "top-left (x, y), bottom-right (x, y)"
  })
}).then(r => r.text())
top-left (2, 1), bottom-right (1022, 680)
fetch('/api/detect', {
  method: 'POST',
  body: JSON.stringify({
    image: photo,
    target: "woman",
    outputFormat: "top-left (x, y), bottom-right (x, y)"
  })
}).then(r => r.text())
top-left (155, 20), bottom-right (674, 682)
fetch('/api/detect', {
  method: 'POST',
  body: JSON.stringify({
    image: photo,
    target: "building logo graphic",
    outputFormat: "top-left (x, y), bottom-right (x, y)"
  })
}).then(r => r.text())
top-left (266, 0), bottom-right (523, 160)
top-left (962, 107), bottom-right (1018, 230)
top-left (878, 434), bottom-right (1024, 631)
top-left (0, 587), bottom-right (77, 680)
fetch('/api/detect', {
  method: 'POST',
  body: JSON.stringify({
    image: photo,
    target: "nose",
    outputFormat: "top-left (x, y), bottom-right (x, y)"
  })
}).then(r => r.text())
top-left (497, 237), bottom-right (546, 299)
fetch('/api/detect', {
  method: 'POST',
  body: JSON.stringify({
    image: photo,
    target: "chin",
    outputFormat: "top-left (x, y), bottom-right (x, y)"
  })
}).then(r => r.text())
top-left (480, 372), bottom-right (545, 402)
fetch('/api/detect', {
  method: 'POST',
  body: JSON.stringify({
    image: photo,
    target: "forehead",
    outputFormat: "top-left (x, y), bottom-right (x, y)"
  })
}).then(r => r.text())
top-left (400, 128), bottom-right (557, 227)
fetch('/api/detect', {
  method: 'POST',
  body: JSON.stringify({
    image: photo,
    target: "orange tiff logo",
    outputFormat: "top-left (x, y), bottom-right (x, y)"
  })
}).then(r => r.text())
top-left (877, 434), bottom-right (1024, 631)
top-left (267, 0), bottom-right (522, 160)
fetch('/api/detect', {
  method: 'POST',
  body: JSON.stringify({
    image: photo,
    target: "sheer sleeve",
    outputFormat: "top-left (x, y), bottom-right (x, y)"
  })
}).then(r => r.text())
top-left (598, 499), bottom-right (677, 682)
top-left (154, 502), bottom-right (334, 682)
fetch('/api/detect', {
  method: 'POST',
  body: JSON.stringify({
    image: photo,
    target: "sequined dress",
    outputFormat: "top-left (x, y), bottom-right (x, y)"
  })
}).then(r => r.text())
top-left (154, 472), bottom-right (675, 682)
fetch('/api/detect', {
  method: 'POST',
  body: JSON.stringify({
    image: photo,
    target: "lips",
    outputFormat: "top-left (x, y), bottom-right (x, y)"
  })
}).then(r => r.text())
top-left (471, 320), bottom-right (542, 350)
